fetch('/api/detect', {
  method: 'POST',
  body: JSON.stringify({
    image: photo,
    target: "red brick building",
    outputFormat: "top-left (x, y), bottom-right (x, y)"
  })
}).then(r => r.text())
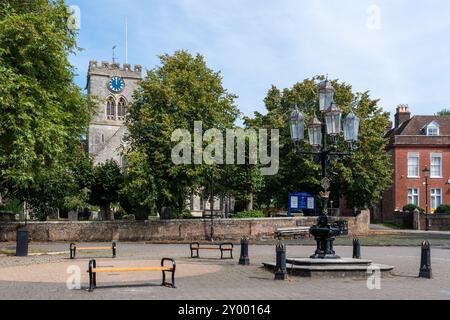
top-left (378, 105), bottom-right (450, 221)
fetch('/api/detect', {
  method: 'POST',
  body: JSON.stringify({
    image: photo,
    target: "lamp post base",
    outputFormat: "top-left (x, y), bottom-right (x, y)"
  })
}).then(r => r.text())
top-left (310, 237), bottom-right (340, 259)
top-left (309, 218), bottom-right (342, 260)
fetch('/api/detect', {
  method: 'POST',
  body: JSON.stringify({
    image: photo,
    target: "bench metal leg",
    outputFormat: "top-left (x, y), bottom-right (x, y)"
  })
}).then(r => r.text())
top-left (220, 250), bottom-right (233, 259)
top-left (88, 273), bottom-right (93, 292)
top-left (70, 243), bottom-right (76, 259)
top-left (93, 266), bottom-right (97, 287)
top-left (220, 243), bottom-right (234, 259)
top-left (191, 248), bottom-right (199, 258)
top-left (161, 258), bottom-right (176, 288)
top-left (190, 242), bottom-right (200, 258)
top-left (88, 260), bottom-right (96, 292)
top-left (112, 241), bottom-right (117, 258)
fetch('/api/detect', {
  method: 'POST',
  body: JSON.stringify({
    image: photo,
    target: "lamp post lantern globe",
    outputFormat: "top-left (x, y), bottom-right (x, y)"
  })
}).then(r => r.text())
top-left (289, 107), bottom-right (305, 143)
top-left (308, 113), bottom-right (323, 148)
top-left (343, 111), bottom-right (360, 143)
top-left (324, 102), bottom-right (342, 136)
top-left (319, 80), bottom-right (335, 112)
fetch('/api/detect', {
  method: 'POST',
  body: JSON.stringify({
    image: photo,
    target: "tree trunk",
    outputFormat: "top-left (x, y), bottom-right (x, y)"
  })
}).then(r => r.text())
top-left (100, 204), bottom-right (111, 221)
top-left (178, 197), bottom-right (185, 218)
top-left (20, 202), bottom-right (28, 221)
top-left (246, 192), bottom-right (254, 211)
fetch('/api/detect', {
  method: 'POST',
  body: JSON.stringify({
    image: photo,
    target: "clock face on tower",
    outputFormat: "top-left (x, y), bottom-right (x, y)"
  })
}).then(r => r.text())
top-left (108, 76), bottom-right (125, 93)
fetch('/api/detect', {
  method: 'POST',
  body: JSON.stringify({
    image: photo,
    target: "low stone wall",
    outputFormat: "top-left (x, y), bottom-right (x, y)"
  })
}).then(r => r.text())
top-left (381, 211), bottom-right (450, 231)
top-left (0, 211), bottom-right (370, 242)
top-left (419, 214), bottom-right (450, 231)
top-left (388, 211), bottom-right (414, 229)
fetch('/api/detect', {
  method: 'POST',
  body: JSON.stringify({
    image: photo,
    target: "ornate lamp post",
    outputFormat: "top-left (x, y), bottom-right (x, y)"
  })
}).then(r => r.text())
top-left (288, 79), bottom-right (360, 259)
top-left (422, 166), bottom-right (430, 231)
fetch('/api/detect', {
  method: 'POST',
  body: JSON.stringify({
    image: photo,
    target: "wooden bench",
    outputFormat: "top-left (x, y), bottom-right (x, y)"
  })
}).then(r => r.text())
top-left (190, 242), bottom-right (234, 259)
top-left (70, 242), bottom-right (117, 259)
top-left (275, 227), bottom-right (310, 239)
top-left (87, 258), bottom-right (176, 292)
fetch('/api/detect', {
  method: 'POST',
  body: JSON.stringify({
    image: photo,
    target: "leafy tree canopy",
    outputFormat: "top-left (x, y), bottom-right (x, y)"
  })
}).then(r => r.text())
top-left (437, 108), bottom-right (450, 116)
top-left (126, 50), bottom-right (240, 214)
top-left (90, 160), bottom-right (123, 220)
top-left (119, 151), bottom-right (158, 219)
top-left (245, 76), bottom-right (392, 210)
top-left (0, 0), bottom-right (93, 195)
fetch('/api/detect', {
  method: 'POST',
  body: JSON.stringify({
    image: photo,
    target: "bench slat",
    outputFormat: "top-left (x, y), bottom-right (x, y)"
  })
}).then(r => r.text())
top-left (277, 227), bottom-right (310, 231)
top-left (77, 247), bottom-right (111, 251)
top-left (196, 247), bottom-right (232, 250)
top-left (90, 267), bottom-right (173, 273)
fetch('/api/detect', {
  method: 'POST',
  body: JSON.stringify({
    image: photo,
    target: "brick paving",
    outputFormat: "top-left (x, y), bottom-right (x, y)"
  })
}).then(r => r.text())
top-left (0, 242), bottom-right (449, 300)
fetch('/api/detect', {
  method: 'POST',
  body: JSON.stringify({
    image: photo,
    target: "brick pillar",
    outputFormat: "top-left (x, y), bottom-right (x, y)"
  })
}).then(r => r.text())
top-left (413, 209), bottom-right (420, 230)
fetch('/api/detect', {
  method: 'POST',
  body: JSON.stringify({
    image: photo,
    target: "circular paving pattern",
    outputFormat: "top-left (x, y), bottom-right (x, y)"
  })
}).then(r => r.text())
top-left (0, 259), bottom-right (223, 284)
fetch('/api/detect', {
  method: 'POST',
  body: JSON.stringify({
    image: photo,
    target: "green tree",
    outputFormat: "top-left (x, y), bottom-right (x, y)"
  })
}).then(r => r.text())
top-left (437, 108), bottom-right (450, 116)
top-left (244, 81), bottom-right (320, 209)
top-left (18, 166), bottom-right (75, 220)
top-left (63, 152), bottom-right (95, 213)
top-left (0, 1), bottom-right (93, 197)
top-left (127, 50), bottom-right (240, 215)
top-left (229, 163), bottom-right (264, 212)
top-left (245, 76), bottom-right (392, 211)
top-left (70, 152), bottom-right (95, 192)
top-left (223, 136), bottom-right (265, 212)
top-left (119, 151), bottom-right (158, 220)
top-left (16, 149), bottom-right (94, 220)
top-left (90, 160), bottom-right (123, 220)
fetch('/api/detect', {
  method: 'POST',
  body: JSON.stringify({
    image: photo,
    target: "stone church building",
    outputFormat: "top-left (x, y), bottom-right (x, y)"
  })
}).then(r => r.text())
top-left (86, 60), bottom-right (142, 166)
top-left (85, 61), bottom-right (233, 217)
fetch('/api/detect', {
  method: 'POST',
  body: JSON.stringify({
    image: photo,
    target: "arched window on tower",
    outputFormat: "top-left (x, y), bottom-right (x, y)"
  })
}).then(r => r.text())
top-left (121, 155), bottom-right (129, 170)
top-left (117, 97), bottom-right (127, 121)
top-left (106, 97), bottom-right (116, 120)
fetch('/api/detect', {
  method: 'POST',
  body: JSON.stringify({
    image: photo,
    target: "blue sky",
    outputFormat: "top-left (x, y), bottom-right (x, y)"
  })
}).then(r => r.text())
top-left (69, 0), bottom-right (450, 121)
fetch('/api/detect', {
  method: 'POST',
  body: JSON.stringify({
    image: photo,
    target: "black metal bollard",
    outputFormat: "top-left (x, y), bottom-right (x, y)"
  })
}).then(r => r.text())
top-left (419, 241), bottom-right (432, 279)
top-left (16, 227), bottom-right (29, 257)
top-left (112, 241), bottom-right (117, 258)
top-left (352, 238), bottom-right (361, 259)
top-left (239, 237), bottom-right (250, 265)
top-left (274, 242), bottom-right (287, 280)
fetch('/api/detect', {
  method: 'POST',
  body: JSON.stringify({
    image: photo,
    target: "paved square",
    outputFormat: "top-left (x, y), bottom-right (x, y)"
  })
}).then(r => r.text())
top-left (0, 242), bottom-right (449, 300)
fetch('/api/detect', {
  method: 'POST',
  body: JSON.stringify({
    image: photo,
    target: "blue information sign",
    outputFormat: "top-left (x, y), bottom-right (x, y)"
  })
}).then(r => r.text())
top-left (288, 192), bottom-right (317, 216)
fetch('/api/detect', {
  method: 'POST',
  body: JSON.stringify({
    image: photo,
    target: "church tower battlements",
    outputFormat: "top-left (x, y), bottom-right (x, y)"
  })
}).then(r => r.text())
top-left (88, 60), bottom-right (142, 78)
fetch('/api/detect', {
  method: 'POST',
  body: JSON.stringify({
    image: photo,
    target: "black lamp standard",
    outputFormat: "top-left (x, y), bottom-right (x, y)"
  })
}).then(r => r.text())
top-left (422, 166), bottom-right (430, 231)
top-left (208, 167), bottom-right (215, 242)
top-left (289, 79), bottom-right (360, 259)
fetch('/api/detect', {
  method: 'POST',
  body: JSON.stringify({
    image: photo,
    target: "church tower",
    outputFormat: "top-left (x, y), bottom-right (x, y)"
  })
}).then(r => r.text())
top-left (86, 61), bottom-right (142, 165)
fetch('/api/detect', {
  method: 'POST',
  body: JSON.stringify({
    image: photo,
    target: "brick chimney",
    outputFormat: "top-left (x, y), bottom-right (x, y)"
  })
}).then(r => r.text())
top-left (395, 104), bottom-right (411, 128)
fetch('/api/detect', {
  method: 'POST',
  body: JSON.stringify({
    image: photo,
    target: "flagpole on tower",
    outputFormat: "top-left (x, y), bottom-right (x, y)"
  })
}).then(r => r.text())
top-left (125, 16), bottom-right (128, 64)
top-left (112, 45), bottom-right (117, 64)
